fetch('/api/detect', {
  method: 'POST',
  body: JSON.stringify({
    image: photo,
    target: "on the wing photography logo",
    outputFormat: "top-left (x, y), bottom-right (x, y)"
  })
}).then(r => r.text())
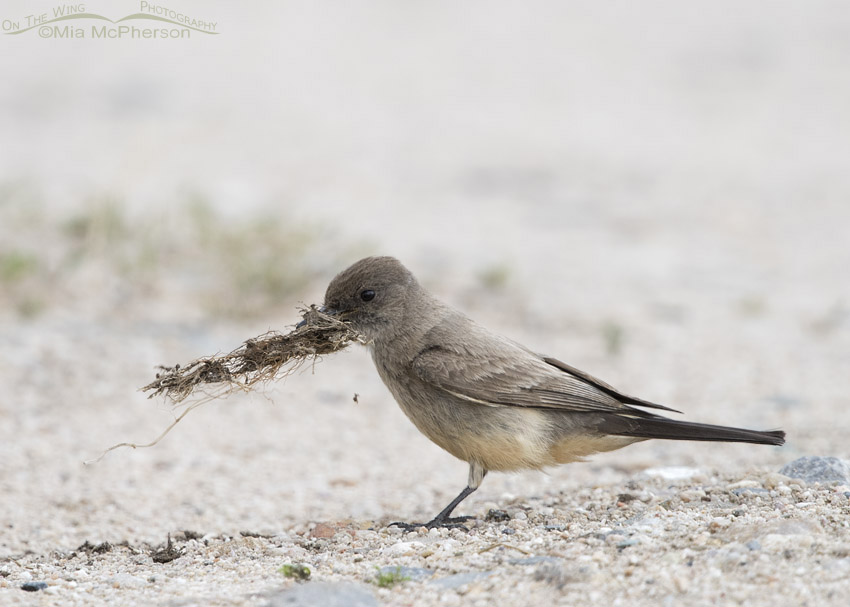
top-left (2, 2), bottom-right (218, 39)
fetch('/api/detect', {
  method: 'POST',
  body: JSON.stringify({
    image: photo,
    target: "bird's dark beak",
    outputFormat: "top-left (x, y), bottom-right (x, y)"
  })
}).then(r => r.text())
top-left (296, 305), bottom-right (338, 329)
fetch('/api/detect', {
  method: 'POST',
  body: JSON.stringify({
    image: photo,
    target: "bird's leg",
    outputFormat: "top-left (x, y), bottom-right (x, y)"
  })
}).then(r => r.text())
top-left (389, 485), bottom-right (477, 531)
top-left (427, 485), bottom-right (478, 526)
top-left (389, 464), bottom-right (486, 531)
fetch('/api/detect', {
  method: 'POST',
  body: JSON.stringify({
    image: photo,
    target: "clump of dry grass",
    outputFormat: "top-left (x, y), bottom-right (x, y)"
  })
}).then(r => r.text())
top-left (141, 306), bottom-right (366, 403)
top-left (86, 306), bottom-right (367, 463)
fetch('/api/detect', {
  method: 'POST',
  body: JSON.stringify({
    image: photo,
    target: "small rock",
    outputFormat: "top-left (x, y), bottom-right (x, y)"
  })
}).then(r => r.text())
top-left (680, 489), bottom-right (706, 502)
top-left (779, 456), bottom-right (850, 484)
top-left (310, 523), bottom-right (336, 539)
top-left (731, 487), bottom-right (769, 497)
top-left (384, 541), bottom-right (424, 556)
top-left (627, 516), bottom-right (663, 533)
top-left (430, 571), bottom-right (494, 590)
top-left (21, 582), bottom-right (48, 592)
top-left (268, 582), bottom-right (377, 607)
top-left (761, 473), bottom-right (790, 490)
top-left (485, 509), bottom-right (510, 522)
top-left (643, 466), bottom-right (702, 480)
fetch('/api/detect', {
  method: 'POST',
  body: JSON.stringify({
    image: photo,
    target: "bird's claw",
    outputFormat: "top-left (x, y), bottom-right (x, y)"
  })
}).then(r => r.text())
top-left (389, 515), bottom-right (474, 532)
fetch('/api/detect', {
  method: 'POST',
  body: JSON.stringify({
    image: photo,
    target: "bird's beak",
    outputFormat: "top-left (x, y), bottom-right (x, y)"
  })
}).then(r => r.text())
top-left (296, 305), bottom-right (338, 329)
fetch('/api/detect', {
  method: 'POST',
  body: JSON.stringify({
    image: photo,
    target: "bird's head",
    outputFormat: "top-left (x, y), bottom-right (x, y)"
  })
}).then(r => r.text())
top-left (321, 256), bottom-right (420, 342)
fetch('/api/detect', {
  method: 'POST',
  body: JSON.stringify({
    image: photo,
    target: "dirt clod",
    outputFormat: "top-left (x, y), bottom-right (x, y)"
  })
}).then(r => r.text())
top-left (76, 540), bottom-right (113, 554)
top-left (150, 534), bottom-right (182, 564)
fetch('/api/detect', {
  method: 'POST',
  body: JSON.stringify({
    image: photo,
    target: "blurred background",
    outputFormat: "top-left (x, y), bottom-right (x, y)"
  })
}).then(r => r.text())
top-left (1, 0), bottom-right (848, 554)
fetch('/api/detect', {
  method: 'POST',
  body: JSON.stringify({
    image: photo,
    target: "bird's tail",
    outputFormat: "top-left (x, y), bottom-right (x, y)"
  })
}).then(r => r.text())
top-left (602, 415), bottom-right (785, 446)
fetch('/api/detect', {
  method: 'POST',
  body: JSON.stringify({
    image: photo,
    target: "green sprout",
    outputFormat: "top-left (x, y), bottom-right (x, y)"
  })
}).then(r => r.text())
top-left (373, 566), bottom-right (410, 588)
top-left (279, 563), bottom-right (311, 581)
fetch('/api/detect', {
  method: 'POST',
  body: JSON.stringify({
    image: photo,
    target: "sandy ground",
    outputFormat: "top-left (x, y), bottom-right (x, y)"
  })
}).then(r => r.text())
top-left (2, 1), bottom-right (850, 605)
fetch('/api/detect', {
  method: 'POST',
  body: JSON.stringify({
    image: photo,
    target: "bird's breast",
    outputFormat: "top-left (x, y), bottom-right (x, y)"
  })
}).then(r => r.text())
top-left (371, 350), bottom-right (557, 471)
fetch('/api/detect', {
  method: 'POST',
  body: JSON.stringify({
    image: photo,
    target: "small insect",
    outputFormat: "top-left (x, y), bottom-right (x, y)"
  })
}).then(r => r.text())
top-left (353, 393), bottom-right (359, 404)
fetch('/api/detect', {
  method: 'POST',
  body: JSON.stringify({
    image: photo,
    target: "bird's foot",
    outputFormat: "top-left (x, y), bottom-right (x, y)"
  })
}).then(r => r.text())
top-left (389, 515), bottom-right (474, 532)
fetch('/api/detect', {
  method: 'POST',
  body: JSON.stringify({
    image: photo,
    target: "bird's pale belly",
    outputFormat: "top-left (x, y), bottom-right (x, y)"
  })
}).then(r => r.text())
top-left (388, 380), bottom-right (629, 471)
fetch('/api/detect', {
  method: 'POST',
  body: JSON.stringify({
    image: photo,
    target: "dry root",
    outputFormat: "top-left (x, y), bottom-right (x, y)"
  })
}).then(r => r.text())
top-left (141, 306), bottom-right (366, 403)
top-left (85, 306), bottom-right (366, 464)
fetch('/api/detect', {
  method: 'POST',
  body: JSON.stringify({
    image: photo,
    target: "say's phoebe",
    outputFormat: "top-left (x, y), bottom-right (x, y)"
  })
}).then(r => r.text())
top-left (319, 256), bottom-right (785, 529)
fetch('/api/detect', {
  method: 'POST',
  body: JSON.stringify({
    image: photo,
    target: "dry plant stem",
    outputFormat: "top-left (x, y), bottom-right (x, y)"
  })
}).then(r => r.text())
top-left (85, 306), bottom-right (367, 464)
top-left (477, 543), bottom-right (531, 555)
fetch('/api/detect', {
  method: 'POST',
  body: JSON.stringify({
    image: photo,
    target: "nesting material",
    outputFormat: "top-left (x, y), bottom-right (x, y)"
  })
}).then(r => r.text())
top-left (86, 306), bottom-right (366, 463)
top-left (141, 306), bottom-right (367, 403)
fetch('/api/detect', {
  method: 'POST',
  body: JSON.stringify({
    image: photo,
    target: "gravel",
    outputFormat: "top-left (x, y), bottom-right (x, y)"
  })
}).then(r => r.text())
top-left (2, 459), bottom-right (848, 606)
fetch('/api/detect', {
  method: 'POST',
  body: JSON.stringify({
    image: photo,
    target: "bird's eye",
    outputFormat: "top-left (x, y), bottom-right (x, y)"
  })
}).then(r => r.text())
top-left (360, 289), bottom-right (376, 302)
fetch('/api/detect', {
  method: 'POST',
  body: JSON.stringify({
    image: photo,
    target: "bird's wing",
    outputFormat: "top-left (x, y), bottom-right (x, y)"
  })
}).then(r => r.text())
top-left (411, 322), bottom-right (679, 415)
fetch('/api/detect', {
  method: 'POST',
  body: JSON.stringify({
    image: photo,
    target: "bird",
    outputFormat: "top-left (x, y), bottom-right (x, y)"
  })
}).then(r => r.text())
top-left (318, 256), bottom-right (785, 529)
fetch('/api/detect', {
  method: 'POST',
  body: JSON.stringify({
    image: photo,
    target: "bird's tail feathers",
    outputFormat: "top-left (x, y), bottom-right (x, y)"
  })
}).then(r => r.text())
top-left (601, 415), bottom-right (785, 446)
